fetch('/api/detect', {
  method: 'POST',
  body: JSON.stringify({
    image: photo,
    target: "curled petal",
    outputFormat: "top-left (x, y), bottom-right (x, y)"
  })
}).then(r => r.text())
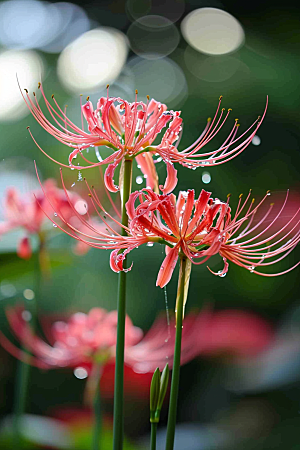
top-left (156, 244), bottom-right (179, 288)
top-left (17, 236), bottom-right (32, 259)
top-left (104, 159), bottom-right (122, 192)
top-left (135, 153), bottom-right (158, 192)
top-left (159, 161), bottom-right (178, 194)
top-left (110, 248), bottom-right (134, 273)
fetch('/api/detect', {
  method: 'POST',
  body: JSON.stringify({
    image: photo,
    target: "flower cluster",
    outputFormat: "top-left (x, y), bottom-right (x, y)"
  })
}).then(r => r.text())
top-left (23, 84), bottom-right (267, 195)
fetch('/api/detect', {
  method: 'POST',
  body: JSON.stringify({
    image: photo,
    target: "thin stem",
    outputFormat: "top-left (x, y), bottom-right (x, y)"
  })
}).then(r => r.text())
top-left (150, 423), bottom-right (157, 450)
top-left (92, 370), bottom-right (102, 450)
top-left (165, 256), bottom-right (188, 450)
top-left (113, 158), bottom-right (133, 450)
top-left (13, 236), bottom-right (44, 445)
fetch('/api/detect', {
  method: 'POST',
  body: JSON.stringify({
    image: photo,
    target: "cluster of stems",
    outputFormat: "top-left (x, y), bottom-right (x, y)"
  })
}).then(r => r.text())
top-left (112, 157), bottom-right (190, 450)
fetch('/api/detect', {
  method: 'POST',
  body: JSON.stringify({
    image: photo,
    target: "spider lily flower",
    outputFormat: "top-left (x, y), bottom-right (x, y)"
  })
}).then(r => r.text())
top-left (125, 307), bottom-right (274, 373)
top-left (22, 83), bottom-right (267, 193)
top-left (125, 188), bottom-right (300, 286)
top-left (0, 307), bottom-right (143, 369)
top-left (0, 179), bottom-right (85, 258)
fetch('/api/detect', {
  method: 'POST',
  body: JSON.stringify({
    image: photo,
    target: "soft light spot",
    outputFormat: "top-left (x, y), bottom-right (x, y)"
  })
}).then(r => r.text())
top-left (23, 288), bottom-right (35, 300)
top-left (252, 135), bottom-right (261, 146)
top-left (22, 310), bottom-right (32, 321)
top-left (136, 175), bottom-right (143, 184)
top-left (74, 367), bottom-right (88, 379)
top-left (202, 171), bottom-right (211, 184)
top-left (181, 8), bottom-right (245, 55)
top-left (57, 28), bottom-right (128, 93)
top-left (0, 50), bottom-right (44, 122)
top-left (0, 281), bottom-right (16, 298)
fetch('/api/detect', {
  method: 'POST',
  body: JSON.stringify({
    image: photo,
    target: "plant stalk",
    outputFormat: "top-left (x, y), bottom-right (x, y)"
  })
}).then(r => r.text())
top-left (150, 423), bottom-right (157, 450)
top-left (165, 256), bottom-right (188, 450)
top-left (92, 368), bottom-right (102, 450)
top-left (113, 158), bottom-right (133, 450)
top-left (13, 236), bottom-right (45, 445)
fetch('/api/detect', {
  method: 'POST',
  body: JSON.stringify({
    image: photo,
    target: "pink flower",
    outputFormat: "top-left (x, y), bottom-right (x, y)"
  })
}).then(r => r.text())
top-left (125, 188), bottom-right (300, 286)
top-left (0, 307), bottom-right (142, 369)
top-left (23, 84), bottom-right (267, 194)
top-left (0, 179), bottom-right (87, 258)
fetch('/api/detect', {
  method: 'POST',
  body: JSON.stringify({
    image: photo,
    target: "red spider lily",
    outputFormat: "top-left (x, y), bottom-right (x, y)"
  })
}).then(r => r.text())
top-left (22, 83), bottom-right (267, 194)
top-left (125, 307), bottom-right (274, 373)
top-left (0, 307), bottom-right (143, 369)
top-left (0, 179), bottom-right (86, 258)
top-left (125, 188), bottom-right (300, 286)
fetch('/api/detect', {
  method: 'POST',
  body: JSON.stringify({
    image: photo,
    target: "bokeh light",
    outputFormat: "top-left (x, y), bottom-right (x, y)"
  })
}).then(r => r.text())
top-left (0, 1), bottom-right (90, 53)
top-left (126, 0), bottom-right (185, 23)
top-left (181, 7), bottom-right (245, 55)
top-left (184, 47), bottom-right (244, 82)
top-left (252, 135), bottom-right (261, 146)
top-left (202, 171), bottom-right (211, 184)
top-left (127, 15), bottom-right (180, 59)
top-left (126, 56), bottom-right (188, 107)
top-left (57, 28), bottom-right (128, 93)
top-left (0, 50), bottom-right (44, 122)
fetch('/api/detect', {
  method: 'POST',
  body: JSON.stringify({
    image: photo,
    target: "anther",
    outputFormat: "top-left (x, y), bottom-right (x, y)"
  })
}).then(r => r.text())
top-left (251, 198), bottom-right (255, 203)
top-left (33, 92), bottom-right (36, 96)
top-left (86, 96), bottom-right (90, 101)
top-left (239, 193), bottom-right (243, 198)
top-left (146, 95), bottom-right (150, 100)
top-left (26, 126), bottom-right (30, 129)
top-left (227, 193), bottom-right (231, 198)
top-left (207, 117), bottom-right (212, 122)
top-left (266, 190), bottom-right (270, 194)
top-left (270, 202), bottom-right (275, 206)
top-left (91, 185), bottom-right (94, 189)
top-left (83, 177), bottom-right (86, 181)
top-left (135, 89), bottom-right (138, 95)
top-left (24, 88), bottom-right (28, 93)
top-left (88, 193), bottom-right (92, 197)
top-left (228, 108), bottom-right (232, 112)
top-left (219, 95), bottom-right (223, 100)
top-left (257, 116), bottom-right (261, 120)
top-left (51, 94), bottom-right (55, 99)
top-left (106, 84), bottom-right (109, 89)
top-left (235, 118), bottom-right (239, 122)
top-left (236, 123), bottom-right (240, 127)
top-left (221, 108), bottom-right (225, 112)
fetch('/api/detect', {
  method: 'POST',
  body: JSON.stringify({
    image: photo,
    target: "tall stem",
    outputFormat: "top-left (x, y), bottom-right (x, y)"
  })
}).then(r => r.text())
top-left (150, 423), bottom-right (157, 450)
top-left (13, 236), bottom-right (45, 445)
top-left (165, 256), bottom-right (187, 450)
top-left (92, 367), bottom-right (102, 450)
top-left (113, 158), bottom-right (133, 450)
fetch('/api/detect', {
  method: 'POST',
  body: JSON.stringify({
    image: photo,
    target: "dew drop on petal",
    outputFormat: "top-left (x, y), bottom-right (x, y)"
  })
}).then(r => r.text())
top-left (146, 242), bottom-right (154, 247)
top-left (136, 176), bottom-right (143, 184)
top-left (53, 224), bottom-right (57, 228)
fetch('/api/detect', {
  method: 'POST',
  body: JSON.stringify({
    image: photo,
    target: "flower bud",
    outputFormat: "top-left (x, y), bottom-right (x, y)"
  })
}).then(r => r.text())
top-left (150, 367), bottom-right (161, 423)
top-left (155, 363), bottom-right (169, 421)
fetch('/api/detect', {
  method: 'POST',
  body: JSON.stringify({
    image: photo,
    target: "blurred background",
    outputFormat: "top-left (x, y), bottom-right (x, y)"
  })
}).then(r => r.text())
top-left (0, 0), bottom-right (299, 448)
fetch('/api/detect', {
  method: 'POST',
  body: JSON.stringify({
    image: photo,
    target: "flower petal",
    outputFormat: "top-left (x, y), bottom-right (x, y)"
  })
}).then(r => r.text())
top-left (159, 161), bottom-right (178, 194)
top-left (17, 237), bottom-right (32, 259)
top-left (110, 248), bottom-right (134, 273)
top-left (104, 158), bottom-right (122, 192)
top-left (156, 244), bottom-right (179, 288)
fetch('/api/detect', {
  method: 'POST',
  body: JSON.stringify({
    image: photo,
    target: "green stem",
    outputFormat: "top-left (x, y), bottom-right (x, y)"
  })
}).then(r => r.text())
top-left (165, 256), bottom-right (187, 450)
top-left (113, 158), bottom-right (133, 450)
top-left (150, 423), bottom-right (157, 450)
top-left (92, 370), bottom-right (102, 450)
top-left (13, 237), bottom-right (44, 445)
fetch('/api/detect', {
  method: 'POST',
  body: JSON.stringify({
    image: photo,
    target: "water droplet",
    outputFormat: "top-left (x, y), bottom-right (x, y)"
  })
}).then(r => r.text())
top-left (217, 270), bottom-right (226, 278)
top-left (53, 224), bottom-right (57, 228)
top-left (251, 135), bottom-right (261, 146)
top-left (54, 213), bottom-right (58, 217)
top-left (202, 171), bottom-right (211, 184)
top-left (136, 176), bottom-right (143, 185)
top-left (71, 183), bottom-right (75, 187)
top-left (146, 242), bottom-right (154, 247)
top-left (74, 367), bottom-right (88, 379)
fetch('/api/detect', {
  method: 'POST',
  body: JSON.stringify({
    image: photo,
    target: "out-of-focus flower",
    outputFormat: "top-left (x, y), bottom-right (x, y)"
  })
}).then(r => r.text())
top-left (125, 307), bottom-right (274, 373)
top-left (0, 307), bottom-right (142, 369)
top-left (23, 84), bottom-right (267, 193)
top-left (0, 178), bottom-right (86, 258)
